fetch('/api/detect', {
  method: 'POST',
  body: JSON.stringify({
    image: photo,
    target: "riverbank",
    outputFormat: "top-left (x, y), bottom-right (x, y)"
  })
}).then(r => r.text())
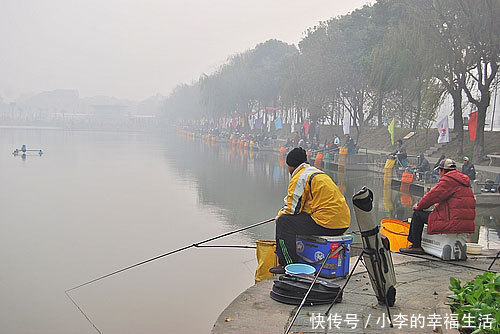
top-left (212, 253), bottom-right (500, 334)
top-left (314, 125), bottom-right (500, 165)
top-left (186, 129), bottom-right (500, 333)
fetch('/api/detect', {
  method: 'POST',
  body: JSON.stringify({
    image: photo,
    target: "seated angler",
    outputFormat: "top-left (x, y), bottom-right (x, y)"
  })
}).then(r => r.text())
top-left (414, 153), bottom-right (430, 180)
top-left (400, 159), bottom-right (476, 254)
top-left (270, 147), bottom-right (351, 274)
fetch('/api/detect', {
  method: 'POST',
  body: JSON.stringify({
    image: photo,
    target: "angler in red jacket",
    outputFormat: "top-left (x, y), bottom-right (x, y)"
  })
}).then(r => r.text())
top-left (400, 159), bottom-right (476, 254)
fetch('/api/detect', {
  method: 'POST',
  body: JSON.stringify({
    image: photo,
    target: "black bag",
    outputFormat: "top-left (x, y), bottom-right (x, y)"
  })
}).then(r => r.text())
top-left (270, 273), bottom-right (343, 305)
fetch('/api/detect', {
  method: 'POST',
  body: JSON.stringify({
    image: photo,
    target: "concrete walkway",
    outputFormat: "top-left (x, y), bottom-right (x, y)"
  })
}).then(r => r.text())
top-left (212, 252), bottom-right (500, 334)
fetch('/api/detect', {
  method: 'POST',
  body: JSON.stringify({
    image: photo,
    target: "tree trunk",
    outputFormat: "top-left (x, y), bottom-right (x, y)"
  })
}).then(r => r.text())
top-left (400, 90), bottom-right (404, 127)
top-left (451, 89), bottom-right (464, 156)
top-left (358, 90), bottom-right (365, 126)
top-left (473, 102), bottom-right (487, 163)
top-left (377, 89), bottom-right (383, 127)
top-left (413, 86), bottom-right (422, 131)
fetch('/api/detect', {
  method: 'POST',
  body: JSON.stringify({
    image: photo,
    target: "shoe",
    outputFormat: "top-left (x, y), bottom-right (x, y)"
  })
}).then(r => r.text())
top-left (269, 266), bottom-right (285, 274)
top-left (399, 246), bottom-right (425, 255)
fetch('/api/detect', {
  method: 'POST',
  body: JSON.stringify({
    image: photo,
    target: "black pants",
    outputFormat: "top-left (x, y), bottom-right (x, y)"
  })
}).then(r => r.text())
top-left (408, 210), bottom-right (431, 247)
top-left (275, 213), bottom-right (348, 266)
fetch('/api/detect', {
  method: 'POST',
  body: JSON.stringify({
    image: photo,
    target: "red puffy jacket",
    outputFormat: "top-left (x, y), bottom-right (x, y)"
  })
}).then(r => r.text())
top-left (415, 170), bottom-right (475, 234)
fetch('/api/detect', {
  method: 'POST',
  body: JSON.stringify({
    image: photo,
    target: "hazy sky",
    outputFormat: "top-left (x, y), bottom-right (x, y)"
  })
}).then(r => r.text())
top-left (0, 0), bottom-right (372, 101)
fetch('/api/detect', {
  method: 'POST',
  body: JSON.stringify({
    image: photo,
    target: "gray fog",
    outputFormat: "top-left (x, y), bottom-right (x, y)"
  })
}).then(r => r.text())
top-left (0, 0), bottom-right (372, 101)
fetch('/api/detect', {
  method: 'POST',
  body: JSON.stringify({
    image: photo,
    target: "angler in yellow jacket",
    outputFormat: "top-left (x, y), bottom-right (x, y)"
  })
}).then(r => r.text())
top-left (271, 147), bottom-right (351, 274)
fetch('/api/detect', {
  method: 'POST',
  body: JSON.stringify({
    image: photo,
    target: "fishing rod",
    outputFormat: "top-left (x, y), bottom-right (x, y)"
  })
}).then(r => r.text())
top-left (195, 244), bottom-right (256, 249)
top-left (396, 250), bottom-right (499, 273)
top-left (66, 217), bottom-right (274, 293)
top-left (284, 244), bottom-right (340, 334)
top-left (350, 244), bottom-right (499, 273)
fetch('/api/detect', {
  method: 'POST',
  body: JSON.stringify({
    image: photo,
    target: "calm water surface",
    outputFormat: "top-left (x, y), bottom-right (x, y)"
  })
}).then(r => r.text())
top-left (1, 128), bottom-right (498, 333)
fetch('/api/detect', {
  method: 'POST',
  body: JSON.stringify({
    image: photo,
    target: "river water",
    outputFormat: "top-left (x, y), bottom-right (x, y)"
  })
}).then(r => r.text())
top-left (1, 128), bottom-right (499, 333)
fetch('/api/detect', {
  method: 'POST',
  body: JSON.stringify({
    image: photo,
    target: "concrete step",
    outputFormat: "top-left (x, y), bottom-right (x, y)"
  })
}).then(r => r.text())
top-left (423, 132), bottom-right (458, 157)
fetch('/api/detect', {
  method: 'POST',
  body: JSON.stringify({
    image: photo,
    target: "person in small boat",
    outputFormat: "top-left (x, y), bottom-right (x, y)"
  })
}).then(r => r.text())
top-left (270, 147), bottom-right (351, 274)
top-left (400, 159), bottom-right (476, 255)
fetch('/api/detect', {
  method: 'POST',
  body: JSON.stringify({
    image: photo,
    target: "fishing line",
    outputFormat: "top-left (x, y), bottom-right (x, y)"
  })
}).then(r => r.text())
top-left (65, 291), bottom-right (102, 334)
top-left (65, 218), bottom-right (275, 333)
top-left (66, 217), bottom-right (274, 293)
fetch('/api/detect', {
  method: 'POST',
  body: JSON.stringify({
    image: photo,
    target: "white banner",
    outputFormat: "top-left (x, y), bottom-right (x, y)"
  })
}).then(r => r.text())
top-left (436, 116), bottom-right (449, 144)
top-left (343, 113), bottom-right (350, 135)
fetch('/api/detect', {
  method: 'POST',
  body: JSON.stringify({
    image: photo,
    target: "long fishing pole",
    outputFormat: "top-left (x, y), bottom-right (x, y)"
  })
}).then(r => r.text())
top-left (195, 244), bottom-right (256, 249)
top-left (350, 245), bottom-right (498, 273)
top-left (66, 217), bottom-right (274, 293)
top-left (284, 244), bottom-right (342, 334)
top-left (396, 250), bottom-right (499, 273)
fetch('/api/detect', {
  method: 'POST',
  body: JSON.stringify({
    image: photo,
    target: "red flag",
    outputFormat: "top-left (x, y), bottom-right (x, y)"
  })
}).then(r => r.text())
top-left (303, 120), bottom-right (310, 135)
top-left (468, 111), bottom-right (478, 141)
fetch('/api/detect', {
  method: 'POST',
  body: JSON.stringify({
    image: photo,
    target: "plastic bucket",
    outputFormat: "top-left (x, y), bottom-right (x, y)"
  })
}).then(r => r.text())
top-left (255, 240), bottom-right (278, 282)
top-left (380, 219), bottom-right (412, 252)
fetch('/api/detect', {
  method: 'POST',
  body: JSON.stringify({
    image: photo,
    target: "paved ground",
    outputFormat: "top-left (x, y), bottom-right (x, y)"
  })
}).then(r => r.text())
top-left (212, 252), bottom-right (500, 334)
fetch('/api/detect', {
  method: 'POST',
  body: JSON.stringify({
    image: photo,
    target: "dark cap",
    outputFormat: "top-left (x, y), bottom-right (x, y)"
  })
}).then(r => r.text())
top-left (286, 147), bottom-right (307, 168)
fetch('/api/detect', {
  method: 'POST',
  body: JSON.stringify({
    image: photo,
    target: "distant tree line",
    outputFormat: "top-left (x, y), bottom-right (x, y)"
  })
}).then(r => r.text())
top-left (163, 0), bottom-right (500, 163)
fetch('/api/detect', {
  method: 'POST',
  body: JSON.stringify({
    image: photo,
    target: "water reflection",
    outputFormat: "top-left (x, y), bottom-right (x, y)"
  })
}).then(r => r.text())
top-left (1, 129), bottom-right (498, 334)
top-left (168, 135), bottom-right (500, 249)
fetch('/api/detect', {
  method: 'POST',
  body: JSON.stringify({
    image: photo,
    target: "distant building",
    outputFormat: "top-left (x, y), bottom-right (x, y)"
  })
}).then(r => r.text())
top-left (89, 104), bottom-right (128, 127)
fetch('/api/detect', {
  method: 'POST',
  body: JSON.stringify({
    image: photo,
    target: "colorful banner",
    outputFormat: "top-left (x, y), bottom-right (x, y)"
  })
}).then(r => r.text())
top-left (304, 120), bottom-right (310, 135)
top-left (255, 117), bottom-right (263, 130)
top-left (436, 116), bottom-right (450, 144)
top-left (274, 117), bottom-right (282, 130)
top-left (468, 111), bottom-right (478, 141)
top-left (388, 118), bottom-right (395, 145)
top-left (343, 113), bottom-right (350, 135)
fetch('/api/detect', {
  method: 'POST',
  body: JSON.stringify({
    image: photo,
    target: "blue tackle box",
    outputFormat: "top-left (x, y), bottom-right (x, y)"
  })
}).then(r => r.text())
top-left (296, 235), bottom-right (353, 278)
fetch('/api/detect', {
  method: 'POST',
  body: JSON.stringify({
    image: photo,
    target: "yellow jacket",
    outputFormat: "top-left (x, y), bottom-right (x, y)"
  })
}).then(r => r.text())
top-left (277, 163), bottom-right (350, 229)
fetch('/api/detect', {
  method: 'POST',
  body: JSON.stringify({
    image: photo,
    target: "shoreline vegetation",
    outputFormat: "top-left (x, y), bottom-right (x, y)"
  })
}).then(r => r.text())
top-left (163, 0), bottom-right (500, 165)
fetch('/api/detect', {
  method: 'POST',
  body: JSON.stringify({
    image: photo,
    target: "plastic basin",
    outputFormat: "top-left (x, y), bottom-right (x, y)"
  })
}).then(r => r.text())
top-left (285, 263), bottom-right (315, 275)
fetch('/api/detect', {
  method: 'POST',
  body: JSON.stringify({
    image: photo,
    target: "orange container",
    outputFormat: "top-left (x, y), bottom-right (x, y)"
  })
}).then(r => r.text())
top-left (314, 152), bottom-right (324, 169)
top-left (380, 219), bottom-right (412, 252)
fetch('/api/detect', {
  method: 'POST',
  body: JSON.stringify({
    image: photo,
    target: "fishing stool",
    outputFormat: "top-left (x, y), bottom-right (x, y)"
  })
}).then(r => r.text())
top-left (421, 224), bottom-right (468, 260)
